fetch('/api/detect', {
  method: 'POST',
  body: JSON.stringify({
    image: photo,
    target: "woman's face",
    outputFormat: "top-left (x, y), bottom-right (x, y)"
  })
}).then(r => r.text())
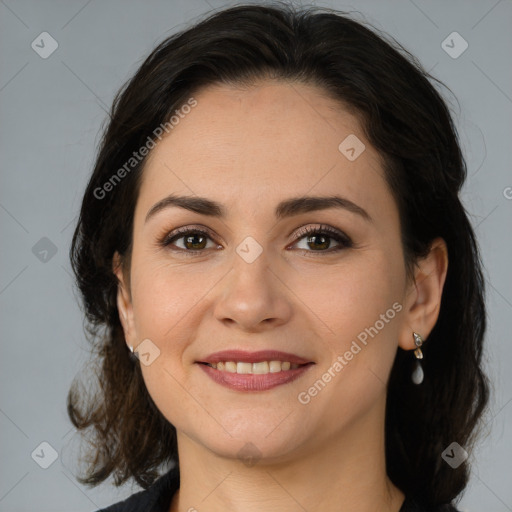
top-left (115, 80), bottom-right (419, 461)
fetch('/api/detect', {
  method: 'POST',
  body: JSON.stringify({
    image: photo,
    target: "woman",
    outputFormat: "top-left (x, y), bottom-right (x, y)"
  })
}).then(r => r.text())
top-left (67, 3), bottom-right (489, 511)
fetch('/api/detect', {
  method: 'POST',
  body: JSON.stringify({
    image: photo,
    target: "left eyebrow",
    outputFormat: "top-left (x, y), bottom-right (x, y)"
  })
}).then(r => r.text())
top-left (145, 194), bottom-right (372, 224)
top-left (275, 195), bottom-right (372, 223)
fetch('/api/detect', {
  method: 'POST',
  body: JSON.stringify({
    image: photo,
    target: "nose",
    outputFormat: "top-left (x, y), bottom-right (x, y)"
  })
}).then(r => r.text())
top-left (213, 245), bottom-right (293, 333)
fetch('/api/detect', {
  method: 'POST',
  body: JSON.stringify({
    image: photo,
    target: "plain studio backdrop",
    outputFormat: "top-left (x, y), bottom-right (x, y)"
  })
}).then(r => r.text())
top-left (0, 1), bottom-right (511, 511)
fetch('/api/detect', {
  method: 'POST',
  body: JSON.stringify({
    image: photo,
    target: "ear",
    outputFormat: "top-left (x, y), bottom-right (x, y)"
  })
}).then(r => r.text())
top-left (112, 251), bottom-right (137, 347)
top-left (398, 237), bottom-right (449, 350)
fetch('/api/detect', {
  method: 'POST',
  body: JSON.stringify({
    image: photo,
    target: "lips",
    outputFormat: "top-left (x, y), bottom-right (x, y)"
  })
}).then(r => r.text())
top-left (198, 361), bottom-right (314, 391)
top-left (195, 350), bottom-right (315, 391)
top-left (197, 350), bottom-right (313, 365)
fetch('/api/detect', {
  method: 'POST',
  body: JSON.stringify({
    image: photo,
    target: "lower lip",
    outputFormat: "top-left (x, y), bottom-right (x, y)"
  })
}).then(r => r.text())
top-left (197, 363), bottom-right (314, 391)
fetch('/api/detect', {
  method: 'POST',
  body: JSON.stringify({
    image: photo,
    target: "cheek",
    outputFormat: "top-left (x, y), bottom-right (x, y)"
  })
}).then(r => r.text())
top-left (129, 255), bottom-right (212, 339)
top-left (291, 251), bottom-right (404, 394)
top-left (129, 258), bottom-right (209, 428)
top-left (293, 253), bottom-right (403, 337)
top-left (291, 256), bottom-right (403, 417)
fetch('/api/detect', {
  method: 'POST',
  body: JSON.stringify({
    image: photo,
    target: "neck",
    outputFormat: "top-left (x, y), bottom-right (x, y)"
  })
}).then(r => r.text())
top-left (169, 398), bottom-right (405, 512)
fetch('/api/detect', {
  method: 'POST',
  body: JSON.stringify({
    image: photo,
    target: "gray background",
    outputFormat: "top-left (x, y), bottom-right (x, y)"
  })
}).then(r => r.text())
top-left (1, 0), bottom-right (511, 510)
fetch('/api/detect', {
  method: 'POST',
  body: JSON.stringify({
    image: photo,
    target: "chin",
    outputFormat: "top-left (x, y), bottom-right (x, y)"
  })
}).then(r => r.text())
top-left (192, 420), bottom-right (311, 464)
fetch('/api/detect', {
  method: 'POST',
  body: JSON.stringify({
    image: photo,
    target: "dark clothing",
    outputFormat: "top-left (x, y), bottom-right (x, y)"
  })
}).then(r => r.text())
top-left (96, 467), bottom-right (460, 512)
top-left (97, 466), bottom-right (180, 512)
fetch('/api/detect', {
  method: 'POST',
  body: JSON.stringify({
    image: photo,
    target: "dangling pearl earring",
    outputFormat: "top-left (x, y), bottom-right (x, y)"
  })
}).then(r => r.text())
top-left (411, 332), bottom-right (424, 385)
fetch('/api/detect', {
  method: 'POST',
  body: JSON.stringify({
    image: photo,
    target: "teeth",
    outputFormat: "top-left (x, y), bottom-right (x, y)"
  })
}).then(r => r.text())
top-left (252, 361), bottom-right (269, 374)
top-left (225, 361), bottom-right (237, 373)
top-left (269, 361), bottom-right (282, 373)
top-left (237, 362), bottom-right (252, 374)
top-left (207, 360), bottom-right (301, 374)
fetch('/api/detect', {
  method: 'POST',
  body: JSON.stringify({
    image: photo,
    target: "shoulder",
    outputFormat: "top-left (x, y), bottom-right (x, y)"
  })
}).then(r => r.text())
top-left (95, 466), bottom-right (180, 512)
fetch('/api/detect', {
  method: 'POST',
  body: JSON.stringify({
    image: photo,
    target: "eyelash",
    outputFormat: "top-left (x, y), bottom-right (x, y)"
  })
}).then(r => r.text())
top-left (158, 224), bottom-right (354, 257)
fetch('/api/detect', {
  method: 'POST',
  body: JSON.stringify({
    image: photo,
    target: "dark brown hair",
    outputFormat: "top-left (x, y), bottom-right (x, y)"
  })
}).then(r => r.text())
top-left (68, 2), bottom-right (490, 507)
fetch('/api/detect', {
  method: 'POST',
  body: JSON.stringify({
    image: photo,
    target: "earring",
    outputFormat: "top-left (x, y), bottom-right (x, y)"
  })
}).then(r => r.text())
top-left (411, 332), bottom-right (424, 385)
top-left (128, 344), bottom-right (139, 363)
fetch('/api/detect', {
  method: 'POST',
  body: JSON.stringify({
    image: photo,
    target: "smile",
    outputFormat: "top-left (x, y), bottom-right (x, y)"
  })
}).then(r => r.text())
top-left (202, 361), bottom-right (302, 374)
top-left (196, 361), bottom-right (314, 391)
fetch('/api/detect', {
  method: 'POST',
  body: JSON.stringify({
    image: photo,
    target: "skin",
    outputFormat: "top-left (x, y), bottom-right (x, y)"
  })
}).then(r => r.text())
top-left (113, 80), bottom-right (448, 512)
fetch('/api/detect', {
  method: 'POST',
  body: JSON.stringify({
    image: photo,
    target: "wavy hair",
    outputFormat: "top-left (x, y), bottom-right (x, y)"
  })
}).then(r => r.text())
top-left (67, 3), bottom-right (490, 506)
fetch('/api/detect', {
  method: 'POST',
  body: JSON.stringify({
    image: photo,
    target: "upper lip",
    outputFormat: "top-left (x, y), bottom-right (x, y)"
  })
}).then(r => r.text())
top-left (197, 350), bottom-right (313, 365)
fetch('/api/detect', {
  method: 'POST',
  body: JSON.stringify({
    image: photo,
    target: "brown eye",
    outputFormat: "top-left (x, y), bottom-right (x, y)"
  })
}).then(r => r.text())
top-left (305, 234), bottom-right (331, 251)
top-left (160, 228), bottom-right (218, 253)
top-left (182, 233), bottom-right (208, 250)
top-left (292, 225), bottom-right (353, 253)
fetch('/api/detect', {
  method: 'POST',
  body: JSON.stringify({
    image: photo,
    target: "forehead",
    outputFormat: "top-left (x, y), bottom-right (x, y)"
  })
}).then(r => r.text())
top-left (137, 80), bottom-right (390, 220)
